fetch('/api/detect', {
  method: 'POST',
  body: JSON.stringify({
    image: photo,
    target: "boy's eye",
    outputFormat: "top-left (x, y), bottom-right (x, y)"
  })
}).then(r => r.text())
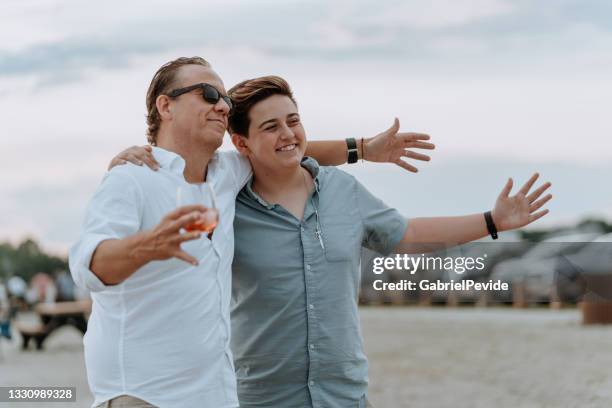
top-left (265, 125), bottom-right (277, 131)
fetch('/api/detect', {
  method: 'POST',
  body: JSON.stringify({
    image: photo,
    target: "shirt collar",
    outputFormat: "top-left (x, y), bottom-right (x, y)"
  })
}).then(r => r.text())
top-left (244, 156), bottom-right (321, 209)
top-left (301, 156), bottom-right (320, 181)
top-left (151, 146), bottom-right (186, 175)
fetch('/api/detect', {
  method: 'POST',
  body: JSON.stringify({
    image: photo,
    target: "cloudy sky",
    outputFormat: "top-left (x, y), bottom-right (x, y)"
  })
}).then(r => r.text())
top-left (1, 0), bottom-right (611, 254)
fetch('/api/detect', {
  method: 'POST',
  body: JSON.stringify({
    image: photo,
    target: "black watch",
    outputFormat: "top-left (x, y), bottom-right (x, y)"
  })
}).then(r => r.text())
top-left (346, 138), bottom-right (358, 164)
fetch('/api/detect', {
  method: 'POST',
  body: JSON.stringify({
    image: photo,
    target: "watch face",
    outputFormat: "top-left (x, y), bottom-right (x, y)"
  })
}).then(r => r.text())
top-left (346, 138), bottom-right (359, 163)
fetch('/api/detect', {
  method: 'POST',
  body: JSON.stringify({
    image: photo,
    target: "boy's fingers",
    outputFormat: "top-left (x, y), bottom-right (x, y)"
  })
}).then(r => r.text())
top-left (395, 158), bottom-right (418, 173)
top-left (528, 209), bottom-right (549, 223)
top-left (526, 182), bottom-right (552, 203)
top-left (530, 194), bottom-right (552, 213)
top-left (500, 178), bottom-right (513, 197)
top-left (519, 173), bottom-right (539, 195)
top-left (404, 151), bottom-right (431, 161)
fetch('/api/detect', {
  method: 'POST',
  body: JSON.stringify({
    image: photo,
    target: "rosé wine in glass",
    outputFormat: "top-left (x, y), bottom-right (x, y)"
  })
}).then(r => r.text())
top-left (177, 183), bottom-right (219, 234)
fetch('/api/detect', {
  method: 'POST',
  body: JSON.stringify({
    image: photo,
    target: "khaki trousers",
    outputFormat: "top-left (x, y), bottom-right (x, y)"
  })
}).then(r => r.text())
top-left (96, 394), bottom-right (373, 407)
top-left (94, 395), bottom-right (157, 408)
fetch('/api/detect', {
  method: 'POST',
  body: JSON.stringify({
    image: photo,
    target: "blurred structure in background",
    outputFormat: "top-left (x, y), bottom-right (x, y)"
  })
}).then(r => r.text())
top-left (360, 225), bottom-right (612, 324)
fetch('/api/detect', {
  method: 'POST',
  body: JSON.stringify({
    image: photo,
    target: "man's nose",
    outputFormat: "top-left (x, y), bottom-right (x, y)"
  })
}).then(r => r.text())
top-left (214, 98), bottom-right (231, 115)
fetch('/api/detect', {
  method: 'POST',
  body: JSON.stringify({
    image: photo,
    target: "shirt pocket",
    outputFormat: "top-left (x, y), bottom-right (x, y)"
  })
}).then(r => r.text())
top-left (322, 221), bottom-right (361, 262)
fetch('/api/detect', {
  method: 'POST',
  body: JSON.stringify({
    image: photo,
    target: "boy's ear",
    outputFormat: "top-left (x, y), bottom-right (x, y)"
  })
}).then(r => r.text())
top-left (231, 133), bottom-right (250, 156)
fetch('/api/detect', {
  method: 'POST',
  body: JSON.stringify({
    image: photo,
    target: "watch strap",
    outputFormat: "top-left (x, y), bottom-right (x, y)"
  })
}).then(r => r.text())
top-left (484, 211), bottom-right (499, 240)
top-left (346, 138), bottom-right (358, 164)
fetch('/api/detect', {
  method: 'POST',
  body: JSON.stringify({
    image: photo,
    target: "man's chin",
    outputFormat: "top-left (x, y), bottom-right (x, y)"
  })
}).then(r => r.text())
top-left (201, 131), bottom-right (225, 149)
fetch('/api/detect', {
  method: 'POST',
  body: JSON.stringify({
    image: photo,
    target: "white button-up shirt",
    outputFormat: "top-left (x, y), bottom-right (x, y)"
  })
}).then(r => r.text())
top-left (69, 147), bottom-right (251, 408)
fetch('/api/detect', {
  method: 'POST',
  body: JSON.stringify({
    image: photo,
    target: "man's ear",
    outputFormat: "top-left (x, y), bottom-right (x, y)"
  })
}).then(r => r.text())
top-left (231, 133), bottom-right (250, 156)
top-left (156, 95), bottom-right (172, 121)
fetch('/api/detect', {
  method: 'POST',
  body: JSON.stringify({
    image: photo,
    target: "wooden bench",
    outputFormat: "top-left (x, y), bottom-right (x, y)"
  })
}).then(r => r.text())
top-left (16, 300), bottom-right (91, 350)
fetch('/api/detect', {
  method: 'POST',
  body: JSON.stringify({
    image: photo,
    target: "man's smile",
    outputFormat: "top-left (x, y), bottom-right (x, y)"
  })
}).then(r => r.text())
top-left (208, 118), bottom-right (227, 127)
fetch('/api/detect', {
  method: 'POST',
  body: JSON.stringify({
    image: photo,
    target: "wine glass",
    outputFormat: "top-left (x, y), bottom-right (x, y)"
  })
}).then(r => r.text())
top-left (176, 183), bottom-right (219, 233)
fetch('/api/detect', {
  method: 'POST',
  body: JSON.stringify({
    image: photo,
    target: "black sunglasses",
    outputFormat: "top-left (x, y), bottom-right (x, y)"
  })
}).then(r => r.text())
top-left (167, 83), bottom-right (233, 112)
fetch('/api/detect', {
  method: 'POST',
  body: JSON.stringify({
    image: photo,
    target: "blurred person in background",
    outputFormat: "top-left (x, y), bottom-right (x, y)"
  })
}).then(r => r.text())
top-left (0, 282), bottom-right (11, 339)
top-left (54, 270), bottom-right (76, 302)
top-left (27, 272), bottom-right (57, 304)
top-left (6, 276), bottom-right (27, 313)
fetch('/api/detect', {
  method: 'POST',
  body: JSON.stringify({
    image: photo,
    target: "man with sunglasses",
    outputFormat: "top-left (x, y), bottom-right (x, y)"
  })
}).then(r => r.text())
top-left (70, 57), bottom-right (434, 408)
top-left (167, 82), bottom-right (234, 109)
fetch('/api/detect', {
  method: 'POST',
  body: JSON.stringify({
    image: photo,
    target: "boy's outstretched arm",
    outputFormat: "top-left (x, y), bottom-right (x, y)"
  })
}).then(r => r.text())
top-left (395, 173), bottom-right (553, 253)
top-left (306, 118), bottom-right (434, 172)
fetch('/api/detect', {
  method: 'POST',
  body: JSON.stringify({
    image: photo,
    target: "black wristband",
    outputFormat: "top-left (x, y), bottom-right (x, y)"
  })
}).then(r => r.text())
top-left (484, 211), bottom-right (498, 240)
top-left (346, 138), bottom-right (358, 164)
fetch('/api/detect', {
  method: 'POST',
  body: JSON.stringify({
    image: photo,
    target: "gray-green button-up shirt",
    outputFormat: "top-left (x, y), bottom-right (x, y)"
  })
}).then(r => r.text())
top-left (231, 158), bottom-right (407, 408)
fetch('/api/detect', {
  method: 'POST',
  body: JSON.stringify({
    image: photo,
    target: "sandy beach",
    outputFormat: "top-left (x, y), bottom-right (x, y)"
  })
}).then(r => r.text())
top-left (362, 307), bottom-right (612, 408)
top-left (1, 307), bottom-right (611, 407)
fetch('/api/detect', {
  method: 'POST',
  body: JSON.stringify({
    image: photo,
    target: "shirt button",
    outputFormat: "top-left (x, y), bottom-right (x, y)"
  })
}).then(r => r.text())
top-left (306, 264), bottom-right (311, 271)
top-left (309, 304), bottom-right (314, 310)
top-left (309, 380), bottom-right (315, 386)
top-left (309, 343), bottom-right (315, 350)
top-left (300, 226), bottom-right (305, 233)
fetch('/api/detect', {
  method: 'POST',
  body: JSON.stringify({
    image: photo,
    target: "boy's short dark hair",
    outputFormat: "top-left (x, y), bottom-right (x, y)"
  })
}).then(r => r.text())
top-left (228, 76), bottom-right (297, 137)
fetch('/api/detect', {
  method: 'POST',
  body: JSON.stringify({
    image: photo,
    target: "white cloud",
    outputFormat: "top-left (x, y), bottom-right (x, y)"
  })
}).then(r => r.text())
top-left (0, 1), bottom-right (71, 51)
top-left (0, 0), bottom-right (271, 52)
top-left (2, 0), bottom-right (612, 82)
top-left (358, 0), bottom-right (516, 29)
top-left (310, 22), bottom-right (359, 49)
